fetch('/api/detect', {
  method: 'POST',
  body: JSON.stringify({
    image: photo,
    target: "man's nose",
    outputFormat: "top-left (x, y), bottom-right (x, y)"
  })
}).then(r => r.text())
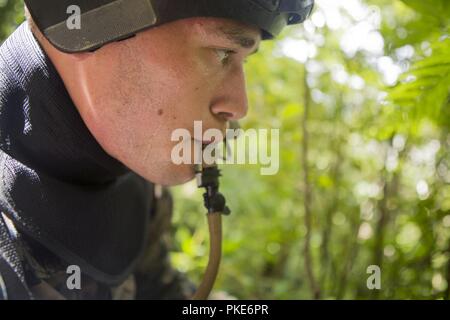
top-left (210, 67), bottom-right (249, 121)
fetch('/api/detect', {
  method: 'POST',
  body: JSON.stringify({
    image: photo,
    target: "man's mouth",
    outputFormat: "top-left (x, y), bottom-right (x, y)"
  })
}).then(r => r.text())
top-left (193, 138), bottom-right (221, 147)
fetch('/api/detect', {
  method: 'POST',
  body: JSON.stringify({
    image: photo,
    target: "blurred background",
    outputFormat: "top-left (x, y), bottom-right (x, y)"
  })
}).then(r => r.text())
top-left (1, 0), bottom-right (449, 299)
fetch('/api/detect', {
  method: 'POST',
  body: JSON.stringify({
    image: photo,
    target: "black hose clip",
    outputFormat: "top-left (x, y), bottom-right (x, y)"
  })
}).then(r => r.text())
top-left (195, 165), bottom-right (231, 215)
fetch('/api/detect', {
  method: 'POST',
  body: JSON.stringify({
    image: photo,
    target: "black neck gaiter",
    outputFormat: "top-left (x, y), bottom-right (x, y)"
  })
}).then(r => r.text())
top-left (0, 23), bottom-right (153, 285)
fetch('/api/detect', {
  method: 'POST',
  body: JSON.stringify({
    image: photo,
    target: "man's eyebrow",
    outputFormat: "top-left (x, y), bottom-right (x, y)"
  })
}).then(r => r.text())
top-left (217, 26), bottom-right (260, 54)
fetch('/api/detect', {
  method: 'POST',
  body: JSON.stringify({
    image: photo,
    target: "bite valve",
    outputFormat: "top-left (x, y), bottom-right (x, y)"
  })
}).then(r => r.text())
top-left (194, 164), bottom-right (231, 215)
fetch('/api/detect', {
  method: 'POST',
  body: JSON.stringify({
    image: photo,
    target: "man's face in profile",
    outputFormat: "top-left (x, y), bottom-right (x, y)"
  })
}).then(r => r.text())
top-left (62, 17), bottom-right (261, 186)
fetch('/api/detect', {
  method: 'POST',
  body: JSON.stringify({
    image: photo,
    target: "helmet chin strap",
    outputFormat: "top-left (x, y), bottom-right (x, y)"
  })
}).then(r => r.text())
top-left (192, 154), bottom-right (230, 300)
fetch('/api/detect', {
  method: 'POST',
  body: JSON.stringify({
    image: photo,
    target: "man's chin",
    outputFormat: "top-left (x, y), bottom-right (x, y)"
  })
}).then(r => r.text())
top-left (142, 163), bottom-right (196, 187)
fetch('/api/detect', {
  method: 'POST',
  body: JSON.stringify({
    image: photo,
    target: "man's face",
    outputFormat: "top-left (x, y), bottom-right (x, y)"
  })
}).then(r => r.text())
top-left (68, 17), bottom-right (261, 186)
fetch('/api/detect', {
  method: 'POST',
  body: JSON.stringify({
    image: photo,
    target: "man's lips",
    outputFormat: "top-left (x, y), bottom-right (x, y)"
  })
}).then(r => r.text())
top-left (189, 125), bottom-right (228, 146)
top-left (192, 139), bottom-right (218, 147)
top-left (192, 137), bottom-right (223, 146)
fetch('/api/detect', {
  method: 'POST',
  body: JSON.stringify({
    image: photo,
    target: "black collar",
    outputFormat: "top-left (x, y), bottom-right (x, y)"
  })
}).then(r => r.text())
top-left (0, 23), bottom-right (153, 285)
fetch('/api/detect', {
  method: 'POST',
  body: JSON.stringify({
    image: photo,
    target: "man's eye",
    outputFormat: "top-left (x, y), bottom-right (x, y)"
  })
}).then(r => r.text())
top-left (215, 49), bottom-right (235, 65)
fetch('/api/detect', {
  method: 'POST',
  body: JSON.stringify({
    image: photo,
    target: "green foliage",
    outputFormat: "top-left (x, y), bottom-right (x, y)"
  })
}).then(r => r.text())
top-left (400, 0), bottom-right (450, 24)
top-left (390, 37), bottom-right (450, 127)
top-left (0, 0), bottom-right (24, 41)
top-left (385, 0), bottom-right (450, 131)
